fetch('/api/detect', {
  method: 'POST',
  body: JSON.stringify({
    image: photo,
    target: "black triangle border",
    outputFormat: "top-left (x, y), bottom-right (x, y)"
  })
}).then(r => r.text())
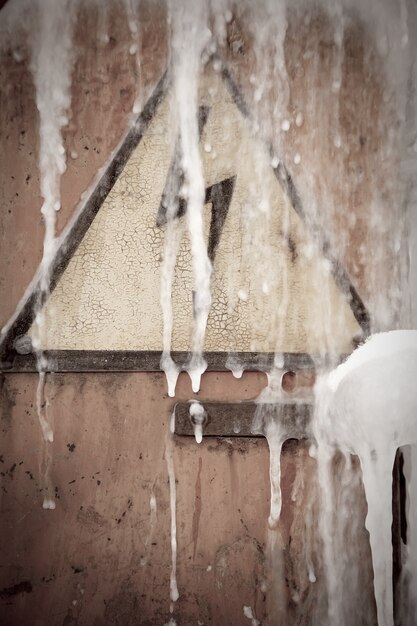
top-left (0, 57), bottom-right (370, 372)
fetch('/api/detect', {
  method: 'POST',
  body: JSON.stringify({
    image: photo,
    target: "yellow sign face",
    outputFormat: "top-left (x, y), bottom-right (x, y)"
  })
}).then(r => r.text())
top-left (29, 69), bottom-right (360, 355)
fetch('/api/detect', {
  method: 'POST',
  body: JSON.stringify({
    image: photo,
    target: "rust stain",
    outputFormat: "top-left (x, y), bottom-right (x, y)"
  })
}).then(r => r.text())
top-left (0, 375), bottom-right (16, 426)
top-left (191, 456), bottom-right (203, 561)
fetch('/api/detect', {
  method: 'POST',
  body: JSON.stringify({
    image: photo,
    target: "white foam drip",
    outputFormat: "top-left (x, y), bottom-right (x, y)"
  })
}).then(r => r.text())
top-left (42, 498), bottom-right (56, 510)
top-left (314, 330), bottom-right (417, 626)
top-left (160, 217), bottom-right (183, 397)
top-left (166, 414), bottom-right (179, 604)
top-left (187, 354), bottom-right (208, 394)
top-left (189, 400), bottom-right (206, 444)
top-left (141, 489), bottom-right (158, 566)
top-left (253, 385), bottom-right (288, 529)
top-left (29, 0), bottom-right (75, 294)
top-left (161, 353), bottom-right (180, 399)
top-left (169, 0), bottom-right (212, 394)
top-left (243, 605), bottom-right (260, 626)
top-left (36, 371), bottom-right (55, 509)
top-left (26, 0), bottom-right (76, 509)
top-left (36, 372), bottom-right (53, 443)
top-left (194, 424), bottom-right (203, 444)
top-left (225, 354), bottom-right (244, 379)
top-left (150, 492), bottom-right (157, 515)
top-left (123, 0), bottom-right (142, 115)
top-left (264, 418), bottom-right (285, 529)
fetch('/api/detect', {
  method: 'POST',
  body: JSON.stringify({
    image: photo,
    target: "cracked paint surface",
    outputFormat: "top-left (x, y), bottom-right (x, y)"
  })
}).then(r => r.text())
top-left (30, 70), bottom-right (360, 353)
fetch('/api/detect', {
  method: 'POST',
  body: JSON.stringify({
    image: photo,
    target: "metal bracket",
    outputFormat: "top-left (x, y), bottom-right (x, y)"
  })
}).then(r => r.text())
top-left (174, 401), bottom-right (312, 440)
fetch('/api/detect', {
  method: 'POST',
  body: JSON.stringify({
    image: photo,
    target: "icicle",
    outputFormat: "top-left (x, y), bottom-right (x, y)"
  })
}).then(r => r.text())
top-left (225, 353), bottom-right (244, 379)
top-left (360, 447), bottom-right (396, 626)
top-left (161, 353), bottom-right (180, 399)
top-left (36, 371), bottom-right (53, 443)
top-left (264, 419), bottom-right (285, 529)
top-left (165, 413), bottom-right (179, 610)
top-left (123, 0), bottom-right (143, 115)
top-left (29, 0), bottom-right (76, 291)
top-left (187, 354), bottom-right (208, 394)
top-left (189, 400), bottom-right (206, 444)
top-left (36, 371), bottom-right (55, 510)
top-left (169, 0), bottom-right (212, 393)
top-left (253, 385), bottom-right (288, 529)
top-left (160, 217), bottom-right (183, 397)
top-left (28, 0), bottom-right (76, 509)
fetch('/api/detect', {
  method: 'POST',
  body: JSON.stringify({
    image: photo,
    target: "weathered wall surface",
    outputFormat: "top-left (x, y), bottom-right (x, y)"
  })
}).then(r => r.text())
top-left (0, 371), bottom-right (273, 625)
top-left (0, 371), bottom-right (376, 625)
top-left (0, 4), bottom-right (399, 333)
top-left (28, 68), bottom-right (359, 355)
top-left (0, 2), bottom-right (396, 625)
top-left (0, 2), bottom-right (168, 329)
top-left (219, 7), bottom-right (402, 326)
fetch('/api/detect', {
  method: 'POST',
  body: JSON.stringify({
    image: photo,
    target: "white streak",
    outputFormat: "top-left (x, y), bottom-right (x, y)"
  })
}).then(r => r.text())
top-left (169, 0), bottom-right (212, 393)
top-left (264, 419), bottom-right (285, 529)
top-left (189, 400), bottom-right (206, 444)
top-left (243, 605), bottom-right (260, 626)
top-left (42, 498), bottom-right (56, 510)
top-left (165, 416), bottom-right (179, 604)
top-left (28, 0), bottom-right (76, 510)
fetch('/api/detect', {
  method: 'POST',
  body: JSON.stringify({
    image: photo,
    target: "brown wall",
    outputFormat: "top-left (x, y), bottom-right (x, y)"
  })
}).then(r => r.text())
top-left (0, 371), bottom-right (376, 625)
top-left (0, 3), bottom-right (398, 625)
top-left (0, 371), bottom-right (269, 625)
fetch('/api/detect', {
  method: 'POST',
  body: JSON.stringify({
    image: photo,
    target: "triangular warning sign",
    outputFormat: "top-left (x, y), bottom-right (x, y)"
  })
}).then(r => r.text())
top-left (2, 62), bottom-right (367, 369)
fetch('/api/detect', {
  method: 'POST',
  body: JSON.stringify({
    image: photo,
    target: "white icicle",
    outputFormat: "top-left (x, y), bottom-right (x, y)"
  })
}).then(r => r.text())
top-left (166, 413), bottom-right (179, 605)
top-left (160, 219), bottom-right (183, 397)
top-left (169, 0), bottom-right (212, 393)
top-left (36, 372), bottom-right (53, 443)
top-left (28, 0), bottom-right (76, 509)
top-left (264, 419), bottom-right (285, 529)
top-left (189, 400), bottom-right (206, 444)
top-left (225, 353), bottom-right (244, 379)
top-left (42, 498), bottom-right (56, 510)
top-left (30, 0), bottom-right (76, 293)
